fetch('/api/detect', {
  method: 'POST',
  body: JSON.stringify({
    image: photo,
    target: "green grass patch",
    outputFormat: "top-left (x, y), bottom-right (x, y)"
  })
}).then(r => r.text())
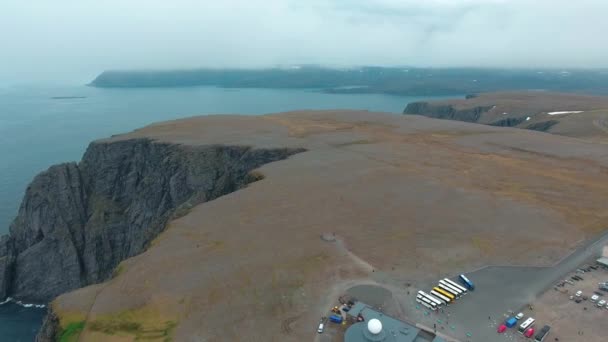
top-left (88, 311), bottom-right (177, 341)
top-left (58, 321), bottom-right (85, 342)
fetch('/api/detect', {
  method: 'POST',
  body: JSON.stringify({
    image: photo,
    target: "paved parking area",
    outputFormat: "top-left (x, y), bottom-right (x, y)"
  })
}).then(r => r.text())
top-left (399, 231), bottom-right (608, 341)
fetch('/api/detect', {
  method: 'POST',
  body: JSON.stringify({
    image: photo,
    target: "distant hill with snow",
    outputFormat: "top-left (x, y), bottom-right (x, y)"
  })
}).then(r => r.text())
top-left (404, 91), bottom-right (608, 142)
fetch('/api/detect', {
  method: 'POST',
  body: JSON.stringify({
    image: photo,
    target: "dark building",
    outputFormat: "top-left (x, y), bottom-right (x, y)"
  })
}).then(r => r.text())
top-left (344, 302), bottom-right (446, 342)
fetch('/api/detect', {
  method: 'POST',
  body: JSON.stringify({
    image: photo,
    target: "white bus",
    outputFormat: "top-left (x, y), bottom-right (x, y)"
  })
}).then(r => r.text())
top-left (438, 283), bottom-right (461, 299)
top-left (443, 278), bottom-right (468, 295)
top-left (418, 291), bottom-right (444, 307)
top-left (430, 289), bottom-right (452, 305)
top-left (518, 317), bottom-right (535, 333)
top-left (416, 294), bottom-right (437, 311)
top-left (416, 297), bottom-right (434, 311)
top-left (439, 280), bottom-right (464, 297)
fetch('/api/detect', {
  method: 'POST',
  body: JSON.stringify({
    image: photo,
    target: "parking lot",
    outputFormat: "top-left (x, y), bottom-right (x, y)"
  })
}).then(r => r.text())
top-left (399, 232), bottom-right (608, 341)
top-left (530, 262), bottom-right (608, 341)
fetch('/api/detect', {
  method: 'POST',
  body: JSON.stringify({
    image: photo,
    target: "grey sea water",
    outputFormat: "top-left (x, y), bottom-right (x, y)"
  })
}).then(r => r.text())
top-left (0, 84), bottom-right (456, 340)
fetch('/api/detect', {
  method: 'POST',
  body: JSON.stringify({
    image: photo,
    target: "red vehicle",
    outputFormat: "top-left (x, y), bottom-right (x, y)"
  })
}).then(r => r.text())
top-left (497, 324), bottom-right (507, 333)
top-left (524, 327), bottom-right (535, 338)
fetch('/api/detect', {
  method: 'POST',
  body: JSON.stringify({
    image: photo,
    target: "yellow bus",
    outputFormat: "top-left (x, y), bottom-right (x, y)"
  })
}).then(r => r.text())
top-left (433, 287), bottom-right (455, 301)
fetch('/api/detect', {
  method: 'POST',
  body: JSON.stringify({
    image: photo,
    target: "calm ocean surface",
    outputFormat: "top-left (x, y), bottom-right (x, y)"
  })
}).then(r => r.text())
top-left (0, 84), bottom-right (456, 340)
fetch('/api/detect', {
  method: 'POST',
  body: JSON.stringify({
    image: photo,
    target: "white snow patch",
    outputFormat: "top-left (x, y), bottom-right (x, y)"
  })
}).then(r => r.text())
top-left (547, 111), bottom-right (583, 115)
top-left (526, 117), bottom-right (531, 121)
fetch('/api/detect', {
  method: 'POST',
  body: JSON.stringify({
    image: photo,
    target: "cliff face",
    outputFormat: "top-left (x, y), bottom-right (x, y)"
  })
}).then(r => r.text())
top-left (0, 139), bottom-right (303, 303)
top-left (403, 102), bottom-right (494, 123)
top-left (35, 306), bottom-right (59, 342)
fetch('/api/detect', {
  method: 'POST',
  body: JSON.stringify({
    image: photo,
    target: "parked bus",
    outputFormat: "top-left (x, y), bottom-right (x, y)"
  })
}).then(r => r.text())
top-left (416, 297), bottom-right (433, 310)
top-left (416, 294), bottom-right (437, 311)
top-left (443, 278), bottom-right (468, 294)
top-left (430, 290), bottom-right (451, 305)
top-left (459, 274), bottom-right (475, 290)
top-left (439, 280), bottom-right (464, 297)
top-left (418, 291), bottom-right (444, 307)
top-left (433, 287), bottom-right (455, 301)
top-left (415, 297), bottom-right (435, 311)
top-left (518, 317), bottom-right (535, 334)
top-left (438, 283), bottom-right (461, 299)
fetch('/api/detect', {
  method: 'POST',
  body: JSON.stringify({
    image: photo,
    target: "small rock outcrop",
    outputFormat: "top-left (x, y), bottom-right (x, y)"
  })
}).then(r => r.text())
top-left (489, 117), bottom-right (528, 127)
top-left (403, 102), bottom-right (493, 123)
top-left (526, 120), bottom-right (559, 132)
top-left (0, 139), bottom-right (304, 303)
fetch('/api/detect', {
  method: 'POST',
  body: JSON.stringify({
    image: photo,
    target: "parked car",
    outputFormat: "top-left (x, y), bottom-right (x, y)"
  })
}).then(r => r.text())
top-left (497, 324), bottom-right (507, 333)
top-left (516, 312), bottom-right (524, 320)
top-left (317, 323), bottom-right (324, 333)
top-left (329, 314), bottom-right (343, 324)
top-left (591, 295), bottom-right (599, 302)
top-left (576, 290), bottom-right (583, 297)
top-left (524, 327), bottom-right (535, 338)
top-left (597, 300), bottom-right (606, 307)
top-left (506, 317), bottom-right (518, 328)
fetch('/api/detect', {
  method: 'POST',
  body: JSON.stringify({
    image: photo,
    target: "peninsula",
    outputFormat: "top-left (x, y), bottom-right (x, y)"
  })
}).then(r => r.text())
top-left (0, 107), bottom-right (606, 341)
top-left (89, 67), bottom-right (608, 96)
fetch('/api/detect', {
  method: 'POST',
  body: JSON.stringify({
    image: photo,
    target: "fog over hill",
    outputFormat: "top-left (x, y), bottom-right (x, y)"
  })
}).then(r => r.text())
top-left (2, 0), bottom-right (608, 83)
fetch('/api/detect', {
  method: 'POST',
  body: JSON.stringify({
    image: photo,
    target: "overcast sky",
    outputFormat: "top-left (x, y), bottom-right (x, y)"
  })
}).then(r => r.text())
top-left (1, 0), bottom-right (607, 83)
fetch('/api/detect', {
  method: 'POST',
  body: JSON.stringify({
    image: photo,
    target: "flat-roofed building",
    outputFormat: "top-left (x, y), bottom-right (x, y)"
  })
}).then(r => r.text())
top-left (344, 302), bottom-right (446, 342)
top-left (597, 256), bottom-right (608, 267)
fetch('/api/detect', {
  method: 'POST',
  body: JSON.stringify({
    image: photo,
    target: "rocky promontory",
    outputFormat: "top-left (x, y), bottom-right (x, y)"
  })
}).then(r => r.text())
top-left (403, 101), bottom-right (493, 123)
top-left (0, 110), bottom-right (605, 341)
top-left (403, 92), bottom-right (608, 141)
top-left (0, 139), bottom-right (303, 303)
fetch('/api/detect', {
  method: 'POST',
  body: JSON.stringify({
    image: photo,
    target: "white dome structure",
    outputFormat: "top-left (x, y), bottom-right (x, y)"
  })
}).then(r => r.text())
top-left (367, 318), bottom-right (383, 335)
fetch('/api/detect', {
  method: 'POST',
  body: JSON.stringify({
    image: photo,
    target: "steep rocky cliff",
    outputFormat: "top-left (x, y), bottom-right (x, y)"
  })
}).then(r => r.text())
top-left (0, 138), bottom-right (303, 303)
top-left (403, 101), bottom-right (494, 123)
top-left (35, 306), bottom-right (59, 342)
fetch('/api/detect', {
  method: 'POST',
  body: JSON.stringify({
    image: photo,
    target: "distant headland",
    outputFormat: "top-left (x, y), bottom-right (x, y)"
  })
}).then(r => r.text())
top-left (89, 66), bottom-right (608, 96)
top-left (50, 96), bottom-right (87, 100)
